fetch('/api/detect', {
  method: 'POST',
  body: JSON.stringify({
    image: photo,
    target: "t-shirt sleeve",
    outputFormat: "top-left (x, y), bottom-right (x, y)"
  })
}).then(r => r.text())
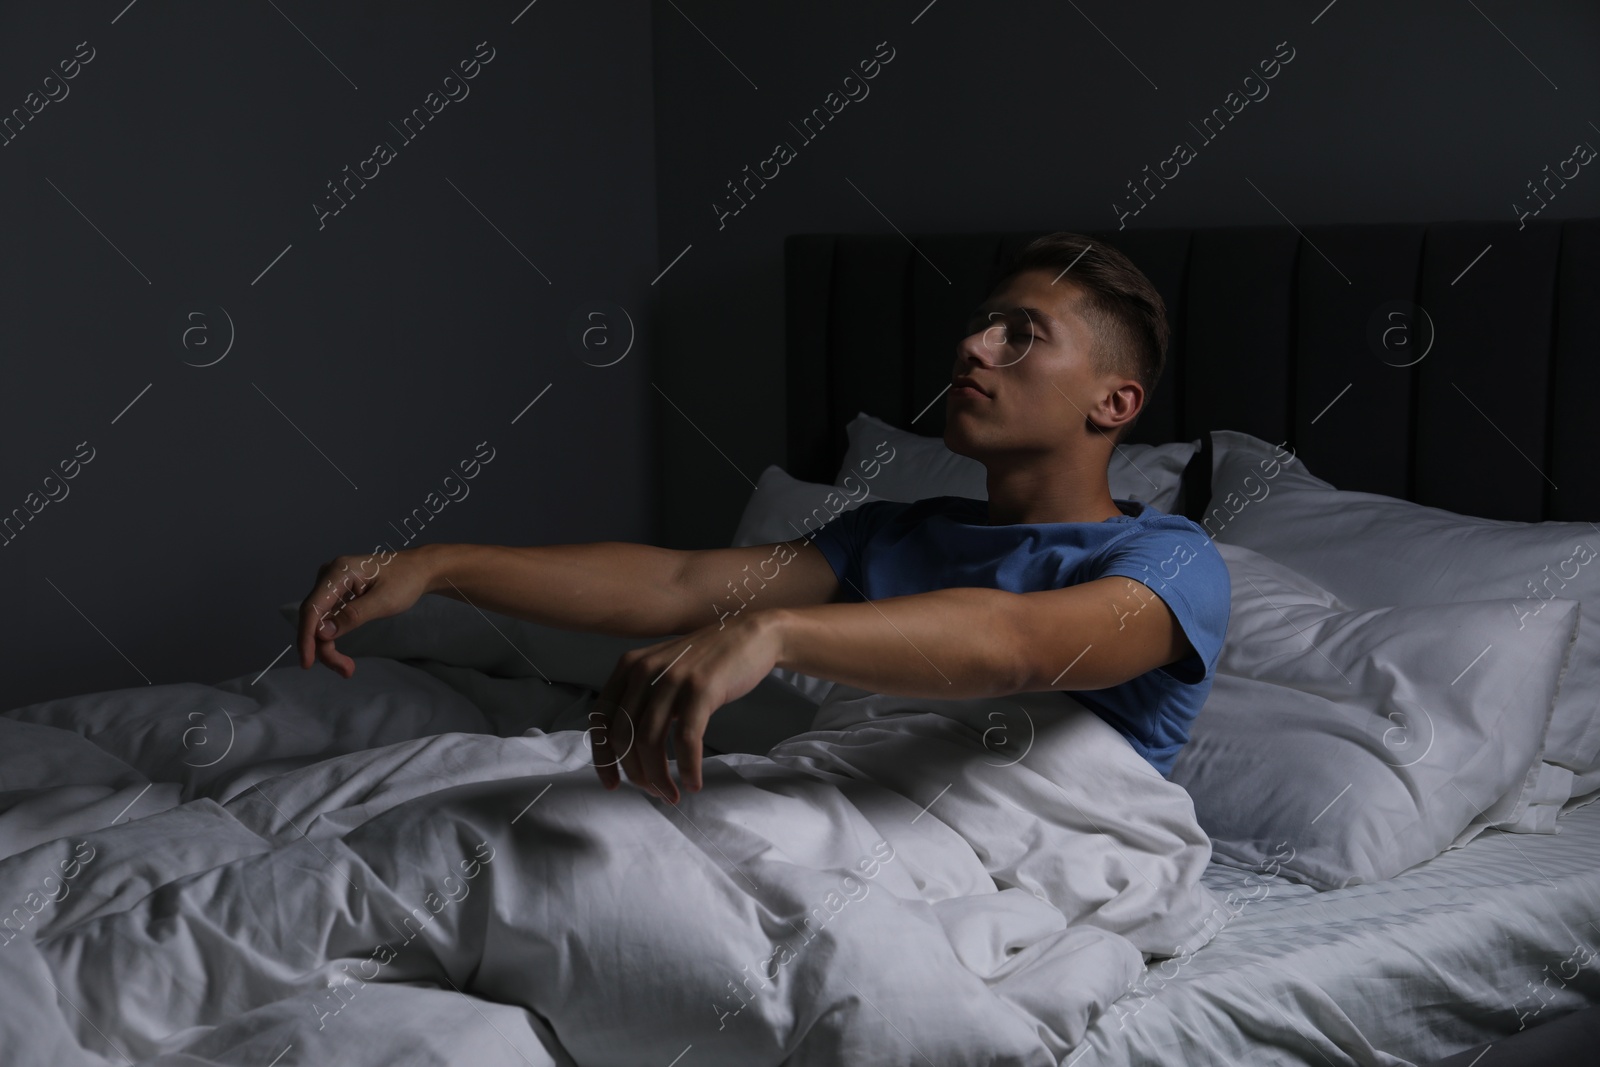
top-left (1090, 522), bottom-right (1232, 684)
top-left (806, 500), bottom-right (895, 601)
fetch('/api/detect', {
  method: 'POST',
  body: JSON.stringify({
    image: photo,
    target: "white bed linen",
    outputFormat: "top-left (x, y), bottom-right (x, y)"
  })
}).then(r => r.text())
top-left (0, 654), bottom-right (1222, 1066)
top-left (1174, 543), bottom-right (1581, 889)
top-left (1073, 796), bottom-right (1600, 1066)
top-left (1203, 429), bottom-right (1600, 811)
top-left (10, 618), bottom-right (1593, 1067)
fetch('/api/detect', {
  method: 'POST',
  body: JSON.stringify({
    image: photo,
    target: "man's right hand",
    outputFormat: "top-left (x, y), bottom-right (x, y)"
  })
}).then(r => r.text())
top-left (297, 547), bottom-right (438, 677)
top-left (292, 536), bottom-right (841, 679)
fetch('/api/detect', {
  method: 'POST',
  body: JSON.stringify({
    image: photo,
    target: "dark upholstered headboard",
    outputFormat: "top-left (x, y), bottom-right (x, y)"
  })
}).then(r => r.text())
top-left (784, 220), bottom-right (1600, 523)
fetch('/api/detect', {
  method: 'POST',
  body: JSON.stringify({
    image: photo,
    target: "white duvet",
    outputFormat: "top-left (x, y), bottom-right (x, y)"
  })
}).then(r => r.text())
top-left (0, 630), bottom-right (1226, 1066)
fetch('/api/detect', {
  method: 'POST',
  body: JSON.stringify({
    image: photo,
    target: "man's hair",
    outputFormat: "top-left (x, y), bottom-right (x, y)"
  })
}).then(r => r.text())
top-left (988, 232), bottom-right (1169, 443)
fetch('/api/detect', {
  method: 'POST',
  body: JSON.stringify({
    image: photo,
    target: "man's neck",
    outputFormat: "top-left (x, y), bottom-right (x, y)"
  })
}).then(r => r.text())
top-left (981, 452), bottom-right (1122, 526)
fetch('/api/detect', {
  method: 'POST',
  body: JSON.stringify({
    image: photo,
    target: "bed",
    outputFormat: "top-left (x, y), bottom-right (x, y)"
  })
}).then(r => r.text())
top-left (778, 220), bottom-right (1600, 1064)
top-left (2, 218), bottom-right (1597, 1066)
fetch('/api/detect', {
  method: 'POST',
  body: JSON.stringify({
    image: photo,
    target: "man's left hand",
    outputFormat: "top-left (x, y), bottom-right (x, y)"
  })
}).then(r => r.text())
top-left (590, 611), bottom-right (784, 803)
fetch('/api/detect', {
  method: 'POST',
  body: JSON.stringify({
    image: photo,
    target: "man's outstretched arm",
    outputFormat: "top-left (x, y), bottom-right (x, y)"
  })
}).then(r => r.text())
top-left (593, 574), bottom-right (1194, 801)
top-left (296, 536), bottom-right (843, 676)
top-left (770, 574), bottom-right (1194, 698)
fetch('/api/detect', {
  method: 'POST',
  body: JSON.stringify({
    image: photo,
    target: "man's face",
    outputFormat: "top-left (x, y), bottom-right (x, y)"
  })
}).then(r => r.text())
top-left (943, 268), bottom-right (1134, 460)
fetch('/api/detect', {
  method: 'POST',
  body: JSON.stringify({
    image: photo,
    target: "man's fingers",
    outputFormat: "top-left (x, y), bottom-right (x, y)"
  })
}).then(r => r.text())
top-left (621, 728), bottom-right (654, 797)
top-left (621, 707), bottom-right (664, 800)
top-left (674, 716), bottom-right (703, 794)
top-left (316, 635), bottom-right (356, 678)
top-left (589, 699), bottom-right (626, 790)
top-left (325, 600), bottom-right (363, 637)
top-left (614, 658), bottom-right (659, 796)
top-left (678, 682), bottom-right (716, 795)
top-left (596, 641), bottom-right (697, 801)
top-left (586, 640), bottom-right (714, 799)
top-left (297, 568), bottom-right (333, 668)
top-left (297, 559), bottom-right (364, 669)
top-left (298, 598), bottom-right (341, 669)
top-left (589, 708), bottom-right (614, 788)
top-left (641, 696), bottom-right (679, 803)
top-left (592, 663), bottom-right (633, 790)
top-left (653, 684), bottom-right (708, 801)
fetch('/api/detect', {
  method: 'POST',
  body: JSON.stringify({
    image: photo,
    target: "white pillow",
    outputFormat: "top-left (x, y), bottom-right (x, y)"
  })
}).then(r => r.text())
top-left (835, 412), bottom-right (987, 501)
top-left (1207, 541), bottom-right (1557, 835)
top-left (1200, 429), bottom-right (1600, 809)
top-left (731, 464), bottom-right (878, 550)
top-left (835, 412), bottom-right (1197, 513)
top-left (1171, 542), bottom-right (1580, 889)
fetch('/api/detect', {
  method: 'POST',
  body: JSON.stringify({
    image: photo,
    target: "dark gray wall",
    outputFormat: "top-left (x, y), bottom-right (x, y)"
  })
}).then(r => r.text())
top-left (6, 1), bottom-right (1598, 707)
top-left (1, 1), bottom-right (657, 707)
top-left (650, 0), bottom-right (1600, 549)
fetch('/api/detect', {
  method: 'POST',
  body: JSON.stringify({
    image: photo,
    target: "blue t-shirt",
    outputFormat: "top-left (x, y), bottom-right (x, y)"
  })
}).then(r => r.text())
top-left (808, 496), bottom-right (1231, 776)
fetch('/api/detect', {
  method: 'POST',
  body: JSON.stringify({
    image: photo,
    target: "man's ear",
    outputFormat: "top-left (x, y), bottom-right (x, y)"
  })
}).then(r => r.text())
top-left (1090, 378), bottom-right (1143, 437)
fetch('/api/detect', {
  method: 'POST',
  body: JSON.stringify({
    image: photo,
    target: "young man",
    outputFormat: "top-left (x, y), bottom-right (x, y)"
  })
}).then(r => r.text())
top-left (297, 233), bottom-right (1231, 805)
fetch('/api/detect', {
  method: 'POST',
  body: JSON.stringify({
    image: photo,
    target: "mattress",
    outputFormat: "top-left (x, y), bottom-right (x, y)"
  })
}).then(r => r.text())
top-left (1073, 793), bottom-right (1600, 1066)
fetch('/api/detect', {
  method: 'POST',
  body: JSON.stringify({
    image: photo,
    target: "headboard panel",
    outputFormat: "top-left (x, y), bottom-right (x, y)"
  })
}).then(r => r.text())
top-left (785, 219), bottom-right (1600, 523)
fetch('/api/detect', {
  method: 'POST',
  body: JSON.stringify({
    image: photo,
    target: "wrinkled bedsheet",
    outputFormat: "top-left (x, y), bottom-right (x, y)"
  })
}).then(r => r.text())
top-left (0, 644), bottom-right (1230, 1066)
